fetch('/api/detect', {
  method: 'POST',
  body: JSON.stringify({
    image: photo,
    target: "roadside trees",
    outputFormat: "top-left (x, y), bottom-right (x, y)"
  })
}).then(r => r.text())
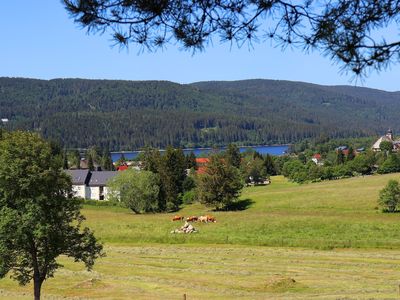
top-left (378, 180), bottom-right (400, 212)
top-left (197, 155), bottom-right (243, 210)
top-left (0, 131), bottom-right (103, 300)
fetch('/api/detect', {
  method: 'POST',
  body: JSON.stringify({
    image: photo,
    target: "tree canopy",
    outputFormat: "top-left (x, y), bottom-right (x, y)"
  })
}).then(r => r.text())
top-left (63, 0), bottom-right (400, 75)
top-left (197, 154), bottom-right (243, 210)
top-left (108, 169), bottom-right (160, 213)
top-left (2, 77), bottom-right (400, 150)
top-left (378, 179), bottom-right (400, 212)
top-left (0, 131), bottom-right (103, 300)
top-left (140, 147), bottom-right (187, 211)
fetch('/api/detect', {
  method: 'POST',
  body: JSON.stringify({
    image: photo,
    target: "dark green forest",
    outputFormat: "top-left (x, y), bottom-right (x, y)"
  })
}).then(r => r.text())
top-left (0, 77), bottom-right (399, 150)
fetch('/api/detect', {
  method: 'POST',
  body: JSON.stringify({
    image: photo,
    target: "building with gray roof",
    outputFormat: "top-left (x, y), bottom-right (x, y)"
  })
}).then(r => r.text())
top-left (65, 170), bottom-right (118, 200)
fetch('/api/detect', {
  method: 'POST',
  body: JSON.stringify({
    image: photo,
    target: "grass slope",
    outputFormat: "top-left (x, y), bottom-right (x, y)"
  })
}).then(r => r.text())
top-left (84, 174), bottom-right (400, 249)
top-left (2, 174), bottom-right (400, 299)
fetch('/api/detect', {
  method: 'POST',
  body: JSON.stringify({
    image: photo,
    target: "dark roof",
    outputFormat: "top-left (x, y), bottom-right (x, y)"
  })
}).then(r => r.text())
top-left (88, 171), bottom-right (118, 186)
top-left (66, 169), bottom-right (90, 185)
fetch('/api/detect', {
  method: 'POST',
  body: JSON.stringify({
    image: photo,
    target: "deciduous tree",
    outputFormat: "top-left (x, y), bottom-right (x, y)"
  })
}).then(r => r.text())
top-left (0, 131), bottom-right (103, 300)
top-left (380, 141), bottom-right (393, 154)
top-left (378, 179), bottom-right (400, 212)
top-left (108, 169), bottom-right (160, 213)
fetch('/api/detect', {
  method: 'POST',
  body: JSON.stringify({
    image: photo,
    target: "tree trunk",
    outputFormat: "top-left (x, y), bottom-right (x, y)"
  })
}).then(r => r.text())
top-left (33, 275), bottom-right (42, 300)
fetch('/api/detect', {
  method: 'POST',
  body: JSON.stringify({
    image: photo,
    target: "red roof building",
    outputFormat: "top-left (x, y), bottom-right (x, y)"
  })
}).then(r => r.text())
top-left (196, 157), bottom-right (210, 165)
top-left (117, 165), bottom-right (129, 171)
top-left (312, 154), bottom-right (321, 160)
top-left (195, 157), bottom-right (210, 174)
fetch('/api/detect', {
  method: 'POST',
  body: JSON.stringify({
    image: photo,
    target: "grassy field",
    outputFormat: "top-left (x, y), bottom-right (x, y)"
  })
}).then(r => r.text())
top-left (2, 174), bottom-right (400, 299)
top-left (83, 174), bottom-right (400, 249)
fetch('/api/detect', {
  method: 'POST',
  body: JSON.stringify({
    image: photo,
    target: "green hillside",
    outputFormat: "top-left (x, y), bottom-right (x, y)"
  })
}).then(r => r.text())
top-left (1, 77), bottom-right (399, 150)
top-left (80, 174), bottom-right (400, 249)
top-left (1, 174), bottom-right (400, 299)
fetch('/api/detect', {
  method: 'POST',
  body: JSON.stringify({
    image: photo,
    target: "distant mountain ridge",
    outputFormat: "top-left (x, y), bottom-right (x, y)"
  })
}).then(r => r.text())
top-left (0, 77), bottom-right (399, 150)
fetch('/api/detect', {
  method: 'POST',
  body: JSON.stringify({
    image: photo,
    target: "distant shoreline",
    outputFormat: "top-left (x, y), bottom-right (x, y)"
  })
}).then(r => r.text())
top-left (110, 144), bottom-right (291, 154)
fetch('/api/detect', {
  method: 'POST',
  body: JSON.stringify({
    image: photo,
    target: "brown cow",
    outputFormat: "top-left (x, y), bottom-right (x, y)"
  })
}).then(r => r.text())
top-left (206, 215), bottom-right (217, 223)
top-left (186, 216), bottom-right (198, 222)
top-left (172, 215), bottom-right (184, 221)
top-left (198, 215), bottom-right (208, 223)
top-left (198, 215), bottom-right (217, 223)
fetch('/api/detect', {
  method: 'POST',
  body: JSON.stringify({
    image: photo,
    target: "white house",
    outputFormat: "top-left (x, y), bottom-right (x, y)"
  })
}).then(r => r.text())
top-left (87, 171), bottom-right (117, 200)
top-left (66, 169), bottom-right (91, 199)
top-left (66, 170), bottom-right (117, 200)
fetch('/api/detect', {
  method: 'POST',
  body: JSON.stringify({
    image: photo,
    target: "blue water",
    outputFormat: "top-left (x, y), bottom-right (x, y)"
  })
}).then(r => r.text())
top-left (111, 145), bottom-right (288, 162)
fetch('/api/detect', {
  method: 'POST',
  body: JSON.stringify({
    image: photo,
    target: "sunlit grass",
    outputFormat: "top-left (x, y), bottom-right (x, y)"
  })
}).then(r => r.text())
top-left (2, 174), bottom-right (400, 299)
top-left (83, 174), bottom-right (400, 249)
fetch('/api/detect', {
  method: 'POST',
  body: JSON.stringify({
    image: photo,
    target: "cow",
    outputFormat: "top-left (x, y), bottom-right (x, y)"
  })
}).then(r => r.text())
top-left (172, 215), bottom-right (184, 221)
top-left (206, 215), bottom-right (217, 223)
top-left (198, 215), bottom-right (208, 223)
top-left (186, 216), bottom-right (198, 222)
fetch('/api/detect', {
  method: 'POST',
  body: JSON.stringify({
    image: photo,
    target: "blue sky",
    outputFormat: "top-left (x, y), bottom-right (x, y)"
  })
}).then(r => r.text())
top-left (1, 1), bottom-right (399, 91)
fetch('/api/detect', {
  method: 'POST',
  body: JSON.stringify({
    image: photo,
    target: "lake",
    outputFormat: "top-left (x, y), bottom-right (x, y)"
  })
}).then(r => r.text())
top-left (111, 145), bottom-right (288, 162)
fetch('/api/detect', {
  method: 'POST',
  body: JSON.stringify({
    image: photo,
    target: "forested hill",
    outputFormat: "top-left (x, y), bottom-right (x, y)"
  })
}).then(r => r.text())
top-left (0, 77), bottom-right (399, 150)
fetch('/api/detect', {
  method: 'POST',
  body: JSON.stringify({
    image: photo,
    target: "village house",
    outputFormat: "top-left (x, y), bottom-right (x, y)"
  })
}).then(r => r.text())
top-left (195, 157), bottom-right (210, 174)
top-left (67, 169), bottom-right (90, 199)
top-left (372, 129), bottom-right (400, 152)
top-left (66, 170), bottom-right (118, 200)
top-left (311, 153), bottom-right (323, 165)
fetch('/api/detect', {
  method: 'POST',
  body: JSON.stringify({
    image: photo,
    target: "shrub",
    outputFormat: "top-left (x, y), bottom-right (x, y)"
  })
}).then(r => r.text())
top-left (377, 154), bottom-right (400, 174)
top-left (378, 180), bottom-right (400, 212)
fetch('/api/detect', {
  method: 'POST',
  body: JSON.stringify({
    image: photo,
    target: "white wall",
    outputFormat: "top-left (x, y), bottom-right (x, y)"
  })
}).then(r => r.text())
top-left (104, 187), bottom-right (111, 200)
top-left (72, 184), bottom-right (87, 199)
top-left (89, 186), bottom-right (100, 200)
top-left (73, 184), bottom-right (111, 201)
top-left (88, 186), bottom-right (111, 200)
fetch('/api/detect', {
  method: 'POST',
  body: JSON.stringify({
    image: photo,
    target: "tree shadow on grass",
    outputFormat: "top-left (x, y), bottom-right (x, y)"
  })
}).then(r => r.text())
top-left (218, 198), bottom-right (254, 211)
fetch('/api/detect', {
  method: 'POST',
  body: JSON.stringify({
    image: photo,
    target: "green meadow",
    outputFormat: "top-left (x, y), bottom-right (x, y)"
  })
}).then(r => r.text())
top-left (2, 174), bottom-right (400, 299)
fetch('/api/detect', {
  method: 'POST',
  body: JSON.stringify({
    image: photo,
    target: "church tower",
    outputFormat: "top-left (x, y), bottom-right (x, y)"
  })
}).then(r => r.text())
top-left (386, 128), bottom-right (394, 141)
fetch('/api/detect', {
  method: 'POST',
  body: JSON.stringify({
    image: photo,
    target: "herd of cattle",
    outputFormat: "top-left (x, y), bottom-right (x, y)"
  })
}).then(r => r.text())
top-left (170, 214), bottom-right (217, 234)
top-left (172, 215), bottom-right (217, 223)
